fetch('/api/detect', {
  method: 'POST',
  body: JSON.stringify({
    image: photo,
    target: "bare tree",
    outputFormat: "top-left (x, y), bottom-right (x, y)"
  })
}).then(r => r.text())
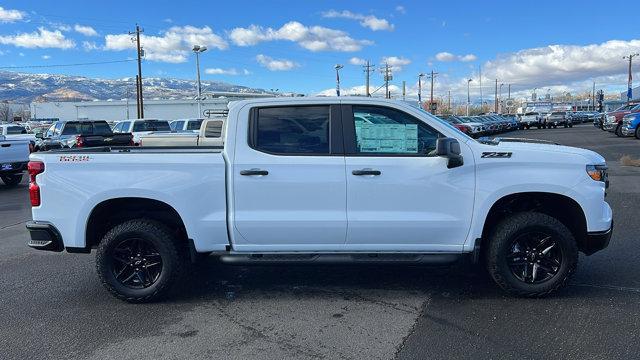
top-left (0, 103), bottom-right (12, 123)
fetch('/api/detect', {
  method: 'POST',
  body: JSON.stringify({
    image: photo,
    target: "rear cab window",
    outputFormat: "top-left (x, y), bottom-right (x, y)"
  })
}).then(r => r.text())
top-left (204, 120), bottom-right (223, 138)
top-left (133, 120), bottom-right (171, 132)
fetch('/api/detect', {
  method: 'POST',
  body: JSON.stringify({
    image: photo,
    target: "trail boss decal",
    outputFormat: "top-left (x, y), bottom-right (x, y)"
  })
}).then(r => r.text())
top-left (481, 152), bottom-right (512, 158)
top-left (59, 155), bottom-right (91, 162)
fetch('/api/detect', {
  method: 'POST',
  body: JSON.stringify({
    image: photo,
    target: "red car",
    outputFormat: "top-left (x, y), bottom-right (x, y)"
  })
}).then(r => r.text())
top-left (603, 103), bottom-right (640, 136)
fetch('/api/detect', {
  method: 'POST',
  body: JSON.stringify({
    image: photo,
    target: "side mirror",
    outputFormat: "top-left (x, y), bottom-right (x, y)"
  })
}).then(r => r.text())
top-left (35, 133), bottom-right (43, 139)
top-left (435, 137), bottom-right (464, 169)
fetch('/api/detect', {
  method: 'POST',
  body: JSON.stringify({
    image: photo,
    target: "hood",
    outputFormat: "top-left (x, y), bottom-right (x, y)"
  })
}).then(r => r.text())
top-left (479, 138), bottom-right (605, 164)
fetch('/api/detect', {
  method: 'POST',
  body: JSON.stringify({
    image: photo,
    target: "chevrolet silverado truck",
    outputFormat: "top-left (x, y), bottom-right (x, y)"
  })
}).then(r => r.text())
top-left (35, 120), bottom-right (133, 151)
top-left (0, 135), bottom-right (30, 186)
top-left (139, 118), bottom-right (225, 147)
top-left (518, 112), bottom-right (542, 129)
top-left (25, 97), bottom-right (613, 302)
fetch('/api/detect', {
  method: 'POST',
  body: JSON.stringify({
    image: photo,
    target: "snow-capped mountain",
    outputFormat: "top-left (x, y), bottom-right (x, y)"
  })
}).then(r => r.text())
top-left (0, 71), bottom-right (271, 102)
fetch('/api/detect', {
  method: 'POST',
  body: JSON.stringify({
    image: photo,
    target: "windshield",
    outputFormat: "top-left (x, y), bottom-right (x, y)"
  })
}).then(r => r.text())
top-left (133, 120), bottom-right (171, 132)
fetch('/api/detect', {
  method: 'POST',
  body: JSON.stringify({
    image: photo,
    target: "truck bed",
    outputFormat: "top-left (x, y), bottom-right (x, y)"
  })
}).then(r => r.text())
top-left (29, 147), bottom-right (229, 252)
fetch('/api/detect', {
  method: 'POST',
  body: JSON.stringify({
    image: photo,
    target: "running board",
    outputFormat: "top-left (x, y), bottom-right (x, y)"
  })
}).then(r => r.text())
top-left (218, 253), bottom-right (461, 265)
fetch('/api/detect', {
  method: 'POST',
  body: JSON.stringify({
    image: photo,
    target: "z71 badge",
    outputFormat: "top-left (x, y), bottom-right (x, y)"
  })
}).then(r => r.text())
top-left (481, 152), bottom-right (512, 158)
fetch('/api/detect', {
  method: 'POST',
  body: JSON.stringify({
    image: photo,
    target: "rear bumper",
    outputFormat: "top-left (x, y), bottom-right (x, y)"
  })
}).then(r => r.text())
top-left (0, 161), bottom-right (27, 175)
top-left (582, 221), bottom-right (613, 256)
top-left (26, 221), bottom-right (64, 252)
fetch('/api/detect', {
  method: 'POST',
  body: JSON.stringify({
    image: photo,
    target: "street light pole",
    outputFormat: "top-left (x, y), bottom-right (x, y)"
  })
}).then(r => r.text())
top-left (334, 64), bottom-right (344, 96)
top-left (193, 45), bottom-right (207, 118)
top-left (499, 83), bottom-right (504, 114)
top-left (467, 78), bottom-right (473, 116)
top-left (418, 73), bottom-right (425, 105)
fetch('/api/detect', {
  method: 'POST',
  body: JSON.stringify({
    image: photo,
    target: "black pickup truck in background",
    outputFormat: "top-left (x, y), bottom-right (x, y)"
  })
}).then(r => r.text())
top-left (34, 121), bottom-right (133, 151)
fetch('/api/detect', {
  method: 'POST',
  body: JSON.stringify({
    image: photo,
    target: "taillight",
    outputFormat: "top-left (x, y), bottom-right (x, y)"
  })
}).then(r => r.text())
top-left (28, 161), bottom-right (45, 207)
top-left (75, 135), bottom-right (85, 147)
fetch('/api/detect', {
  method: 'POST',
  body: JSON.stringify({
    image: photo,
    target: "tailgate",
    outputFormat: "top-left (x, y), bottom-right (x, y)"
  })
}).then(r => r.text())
top-left (0, 139), bottom-right (29, 165)
top-left (82, 133), bottom-right (133, 147)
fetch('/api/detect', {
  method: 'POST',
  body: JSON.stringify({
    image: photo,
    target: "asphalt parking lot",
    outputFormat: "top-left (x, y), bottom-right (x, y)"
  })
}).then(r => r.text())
top-left (1, 124), bottom-right (639, 360)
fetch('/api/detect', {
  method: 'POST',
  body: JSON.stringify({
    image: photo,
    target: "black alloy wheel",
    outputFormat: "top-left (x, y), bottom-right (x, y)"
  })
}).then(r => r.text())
top-left (110, 238), bottom-right (163, 289)
top-left (506, 232), bottom-right (562, 284)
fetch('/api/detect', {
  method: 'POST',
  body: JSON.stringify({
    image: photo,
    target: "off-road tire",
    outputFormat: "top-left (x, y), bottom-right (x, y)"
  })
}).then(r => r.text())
top-left (485, 212), bottom-right (578, 297)
top-left (96, 219), bottom-right (186, 303)
top-left (1, 174), bottom-right (22, 186)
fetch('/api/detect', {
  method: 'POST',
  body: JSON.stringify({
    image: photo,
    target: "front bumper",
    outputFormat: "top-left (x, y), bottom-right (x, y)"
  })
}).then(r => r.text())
top-left (603, 122), bottom-right (617, 132)
top-left (26, 221), bottom-right (64, 252)
top-left (583, 221), bottom-right (613, 256)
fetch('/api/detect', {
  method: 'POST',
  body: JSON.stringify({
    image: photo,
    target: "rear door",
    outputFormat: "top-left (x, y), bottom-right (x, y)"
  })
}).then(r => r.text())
top-left (342, 104), bottom-right (474, 252)
top-left (232, 104), bottom-right (347, 251)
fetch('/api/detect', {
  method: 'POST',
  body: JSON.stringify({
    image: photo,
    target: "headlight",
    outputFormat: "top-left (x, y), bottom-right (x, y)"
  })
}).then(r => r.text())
top-left (607, 115), bottom-right (616, 122)
top-left (586, 164), bottom-right (608, 182)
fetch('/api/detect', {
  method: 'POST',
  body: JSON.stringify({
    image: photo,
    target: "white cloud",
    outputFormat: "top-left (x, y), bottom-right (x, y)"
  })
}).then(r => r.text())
top-left (104, 25), bottom-right (228, 63)
top-left (205, 67), bottom-right (249, 75)
top-left (229, 21), bottom-right (372, 52)
top-left (349, 57), bottom-right (366, 65)
top-left (0, 6), bottom-right (25, 23)
top-left (436, 51), bottom-right (477, 62)
top-left (381, 56), bottom-right (411, 71)
top-left (256, 54), bottom-right (299, 71)
top-left (74, 24), bottom-right (98, 37)
top-left (321, 10), bottom-right (394, 31)
top-left (41, 55), bottom-right (50, 60)
top-left (0, 28), bottom-right (75, 49)
top-left (395, 6), bottom-right (406, 14)
top-left (317, 84), bottom-right (402, 97)
top-left (483, 39), bottom-right (640, 89)
top-left (82, 41), bottom-right (99, 51)
top-left (18, 52), bottom-right (24, 57)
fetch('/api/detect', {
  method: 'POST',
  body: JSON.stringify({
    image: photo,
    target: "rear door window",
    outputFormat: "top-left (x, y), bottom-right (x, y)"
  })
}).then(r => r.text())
top-left (252, 106), bottom-right (330, 155)
top-left (186, 119), bottom-right (203, 131)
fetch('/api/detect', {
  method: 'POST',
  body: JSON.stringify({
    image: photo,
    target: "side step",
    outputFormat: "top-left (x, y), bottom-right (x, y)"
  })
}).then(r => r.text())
top-left (218, 253), bottom-right (461, 265)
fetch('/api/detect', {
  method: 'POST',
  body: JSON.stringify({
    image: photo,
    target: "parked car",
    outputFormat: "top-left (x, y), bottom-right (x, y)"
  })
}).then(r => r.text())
top-left (140, 118), bottom-right (225, 147)
top-left (544, 111), bottom-right (571, 128)
top-left (169, 118), bottom-right (204, 133)
top-left (113, 119), bottom-right (172, 145)
top-left (518, 112), bottom-right (543, 129)
top-left (620, 113), bottom-right (640, 139)
top-left (0, 134), bottom-right (29, 186)
top-left (27, 97), bottom-right (613, 302)
top-left (0, 124), bottom-right (36, 141)
top-left (603, 103), bottom-right (640, 136)
top-left (35, 120), bottom-right (133, 151)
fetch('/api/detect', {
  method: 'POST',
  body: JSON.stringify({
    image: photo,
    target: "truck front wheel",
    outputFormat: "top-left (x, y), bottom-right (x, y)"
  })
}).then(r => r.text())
top-left (95, 219), bottom-right (186, 303)
top-left (485, 212), bottom-right (578, 297)
top-left (635, 126), bottom-right (640, 140)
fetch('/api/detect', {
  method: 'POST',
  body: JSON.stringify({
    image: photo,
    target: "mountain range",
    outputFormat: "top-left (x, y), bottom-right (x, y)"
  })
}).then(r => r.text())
top-left (0, 71), bottom-right (270, 103)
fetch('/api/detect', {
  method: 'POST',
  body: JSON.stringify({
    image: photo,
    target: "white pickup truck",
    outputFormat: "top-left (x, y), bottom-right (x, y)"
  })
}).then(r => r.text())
top-left (0, 134), bottom-right (30, 186)
top-left (139, 118), bottom-right (225, 147)
top-left (26, 97), bottom-right (613, 302)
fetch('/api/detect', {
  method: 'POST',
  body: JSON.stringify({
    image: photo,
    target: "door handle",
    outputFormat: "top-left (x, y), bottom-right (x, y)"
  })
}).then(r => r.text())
top-left (352, 169), bottom-right (381, 176)
top-left (240, 169), bottom-right (269, 176)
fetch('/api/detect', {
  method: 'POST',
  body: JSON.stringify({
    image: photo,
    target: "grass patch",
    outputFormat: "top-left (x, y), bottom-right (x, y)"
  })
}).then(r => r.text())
top-left (620, 155), bottom-right (640, 167)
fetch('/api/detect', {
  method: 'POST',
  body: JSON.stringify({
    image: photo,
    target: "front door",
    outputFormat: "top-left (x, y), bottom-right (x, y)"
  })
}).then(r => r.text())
top-left (232, 105), bottom-right (347, 251)
top-left (343, 104), bottom-right (475, 252)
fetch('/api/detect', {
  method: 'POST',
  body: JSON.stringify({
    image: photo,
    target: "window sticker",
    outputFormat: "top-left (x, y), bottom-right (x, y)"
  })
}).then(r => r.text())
top-left (355, 123), bottom-right (418, 153)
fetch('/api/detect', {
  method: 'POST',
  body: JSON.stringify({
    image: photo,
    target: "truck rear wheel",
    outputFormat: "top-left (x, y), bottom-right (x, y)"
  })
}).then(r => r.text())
top-left (95, 219), bottom-right (186, 303)
top-left (485, 212), bottom-right (578, 297)
top-left (1, 174), bottom-right (22, 186)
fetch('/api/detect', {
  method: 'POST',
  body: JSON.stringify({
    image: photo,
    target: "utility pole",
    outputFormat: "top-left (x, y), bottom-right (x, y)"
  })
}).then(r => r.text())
top-left (447, 90), bottom-right (451, 114)
top-left (494, 79), bottom-right (498, 113)
top-left (479, 65), bottom-right (483, 112)
top-left (592, 82), bottom-right (596, 111)
top-left (402, 81), bottom-right (406, 101)
top-left (363, 61), bottom-right (374, 97)
top-left (623, 53), bottom-right (639, 103)
top-left (381, 63), bottom-right (392, 99)
top-left (427, 70), bottom-right (438, 114)
top-left (467, 79), bottom-right (473, 116)
top-left (498, 83), bottom-right (504, 114)
top-left (129, 25), bottom-right (145, 118)
top-left (508, 84), bottom-right (511, 99)
top-left (135, 75), bottom-right (140, 118)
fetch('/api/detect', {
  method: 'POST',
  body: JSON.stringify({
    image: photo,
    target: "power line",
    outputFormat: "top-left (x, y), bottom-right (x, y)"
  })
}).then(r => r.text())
top-left (0, 59), bottom-right (136, 69)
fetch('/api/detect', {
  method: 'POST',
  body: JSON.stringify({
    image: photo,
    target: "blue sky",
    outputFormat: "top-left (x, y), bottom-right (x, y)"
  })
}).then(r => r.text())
top-left (0, 0), bottom-right (638, 100)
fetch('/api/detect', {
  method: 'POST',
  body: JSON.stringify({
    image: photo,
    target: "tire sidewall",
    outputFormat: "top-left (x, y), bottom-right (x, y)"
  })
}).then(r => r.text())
top-left (96, 221), bottom-right (180, 301)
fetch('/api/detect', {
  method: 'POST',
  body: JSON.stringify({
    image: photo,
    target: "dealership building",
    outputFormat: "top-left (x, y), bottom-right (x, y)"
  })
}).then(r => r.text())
top-left (29, 92), bottom-right (275, 122)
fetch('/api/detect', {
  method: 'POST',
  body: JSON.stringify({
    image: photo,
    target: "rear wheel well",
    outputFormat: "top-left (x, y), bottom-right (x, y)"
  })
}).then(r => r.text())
top-left (481, 192), bottom-right (588, 254)
top-left (85, 198), bottom-right (188, 249)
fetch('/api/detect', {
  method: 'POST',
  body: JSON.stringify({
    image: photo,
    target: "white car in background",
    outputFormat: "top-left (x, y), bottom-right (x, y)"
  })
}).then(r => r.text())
top-left (169, 118), bottom-right (204, 133)
top-left (112, 119), bottom-right (172, 145)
